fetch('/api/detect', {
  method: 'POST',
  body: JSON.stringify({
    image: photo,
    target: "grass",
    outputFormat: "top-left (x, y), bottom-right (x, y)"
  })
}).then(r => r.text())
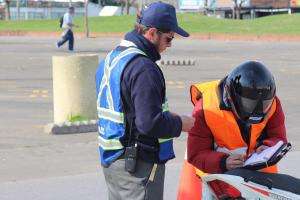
top-left (1, 13), bottom-right (300, 35)
top-left (68, 114), bottom-right (88, 122)
top-left (177, 13), bottom-right (300, 35)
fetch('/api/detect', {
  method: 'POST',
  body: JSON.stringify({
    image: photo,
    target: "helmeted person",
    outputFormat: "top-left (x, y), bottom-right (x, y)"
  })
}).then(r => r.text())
top-left (95, 2), bottom-right (195, 200)
top-left (178, 61), bottom-right (287, 199)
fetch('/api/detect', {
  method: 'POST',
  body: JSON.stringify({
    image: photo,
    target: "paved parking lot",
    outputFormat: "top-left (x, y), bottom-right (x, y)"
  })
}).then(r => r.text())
top-left (1, 36), bottom-right (300, 199)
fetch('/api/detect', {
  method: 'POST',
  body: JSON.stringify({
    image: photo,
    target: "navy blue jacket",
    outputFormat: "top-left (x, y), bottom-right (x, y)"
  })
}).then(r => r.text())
top-left (120, 30), bottom-right (182, 162)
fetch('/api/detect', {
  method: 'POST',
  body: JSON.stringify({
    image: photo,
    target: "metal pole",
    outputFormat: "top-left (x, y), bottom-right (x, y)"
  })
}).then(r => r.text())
top-left (17, 0), bottom-right (20, 20)
top-left (84, 0), bottom-right (89, 37)
top-left (25, 0), bottom-right (28, 20)
top-left (138, 0), bottom-right (143, 11)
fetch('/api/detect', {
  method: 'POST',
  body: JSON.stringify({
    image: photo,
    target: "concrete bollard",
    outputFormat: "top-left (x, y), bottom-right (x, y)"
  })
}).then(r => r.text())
top-left (52, 54), bottom-right (98, 124)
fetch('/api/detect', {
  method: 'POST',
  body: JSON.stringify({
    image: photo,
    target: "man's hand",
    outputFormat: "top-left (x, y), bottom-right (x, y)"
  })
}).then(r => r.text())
top-left (226, 154), bottom-right (244, 170)
top-left (180, 115), bottom-right (195, 132)
top-left (256, 145), bottom-right (269, 154)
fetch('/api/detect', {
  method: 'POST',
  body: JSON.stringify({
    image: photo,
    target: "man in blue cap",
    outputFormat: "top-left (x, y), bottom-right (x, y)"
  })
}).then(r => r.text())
top-left (95, 2), bottom-right (194, 200)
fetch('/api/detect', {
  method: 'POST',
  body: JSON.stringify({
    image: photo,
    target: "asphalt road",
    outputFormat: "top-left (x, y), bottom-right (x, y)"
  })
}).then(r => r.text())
top-left (1, 36), bottom-right (300, 199)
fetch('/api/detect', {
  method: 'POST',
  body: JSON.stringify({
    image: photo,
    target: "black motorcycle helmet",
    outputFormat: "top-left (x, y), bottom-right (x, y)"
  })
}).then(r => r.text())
top-left (224, 61), bottom-right (276, 124)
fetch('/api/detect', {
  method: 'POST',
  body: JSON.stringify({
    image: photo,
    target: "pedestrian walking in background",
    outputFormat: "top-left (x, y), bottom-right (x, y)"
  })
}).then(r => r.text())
top-left (95, 2), bottom-right (195, 200)
top-left (56, 6), bottom-right (77, 52)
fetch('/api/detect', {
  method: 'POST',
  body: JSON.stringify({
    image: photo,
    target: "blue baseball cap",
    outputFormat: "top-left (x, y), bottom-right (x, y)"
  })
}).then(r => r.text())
top-left (139, 2), bottom-right (189, 37)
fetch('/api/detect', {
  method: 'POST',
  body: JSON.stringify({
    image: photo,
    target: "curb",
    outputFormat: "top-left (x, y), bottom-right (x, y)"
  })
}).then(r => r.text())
top-left (44, 120), bottom-right (97, 134)
top-left (2, 31), bottom-right (300, 42)
top-left (0, 31), bottom-right (124, 38)
top-left (160, 59), bottom-right (196, 66)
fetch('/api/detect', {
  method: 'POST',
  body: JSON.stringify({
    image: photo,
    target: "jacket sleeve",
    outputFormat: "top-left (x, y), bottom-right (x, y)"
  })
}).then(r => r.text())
top-left (262, 97), bottom-right (287, 146)
top-left (187, 99), bottom-right (228, 174)
top-left (129, 58), bottom-right (182, 139)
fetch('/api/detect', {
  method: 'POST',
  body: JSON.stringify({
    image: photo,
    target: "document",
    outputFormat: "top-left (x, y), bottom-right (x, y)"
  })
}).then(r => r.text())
top-left (244, 141), bottom-right (284, 167)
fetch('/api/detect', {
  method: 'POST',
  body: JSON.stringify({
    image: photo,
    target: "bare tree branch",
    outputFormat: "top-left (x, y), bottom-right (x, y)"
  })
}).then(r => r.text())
top-left (232, 0), bottom-right (246, 19)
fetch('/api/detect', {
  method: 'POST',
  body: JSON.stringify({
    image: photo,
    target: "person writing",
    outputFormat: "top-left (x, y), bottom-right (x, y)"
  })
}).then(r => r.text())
top-left (188, 61), bottom-right (287, 174)
top-left (177, 61), bottom-right (288, 199)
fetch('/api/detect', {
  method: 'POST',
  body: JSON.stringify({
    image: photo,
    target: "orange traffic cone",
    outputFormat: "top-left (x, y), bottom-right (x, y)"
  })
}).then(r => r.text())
top-left (177, 158), bottom-right (202, 199)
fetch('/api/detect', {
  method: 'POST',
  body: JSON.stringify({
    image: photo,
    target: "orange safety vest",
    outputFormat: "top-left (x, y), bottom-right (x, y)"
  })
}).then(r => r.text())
top-left (190, 80), bottom-right (278, 173)
top-left (177, 158), bottom-right (202, 200)
top-left (177, 80), bottom-right (278, 200)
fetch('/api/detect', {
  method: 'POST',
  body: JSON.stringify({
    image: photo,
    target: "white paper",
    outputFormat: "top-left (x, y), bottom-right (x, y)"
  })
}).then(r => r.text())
top-left (244, 141), bottom-right (284, 166)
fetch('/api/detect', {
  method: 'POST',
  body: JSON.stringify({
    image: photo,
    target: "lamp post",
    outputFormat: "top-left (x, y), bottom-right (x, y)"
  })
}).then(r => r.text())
top-left (84, 0), bottom-right (89, 37)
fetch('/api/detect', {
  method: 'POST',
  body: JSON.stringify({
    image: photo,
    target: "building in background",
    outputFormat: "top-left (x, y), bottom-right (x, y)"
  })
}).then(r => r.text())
top-left (178, 0), bottom-right (300, 18)
top-left (0, 0), bottom-right (179, 20)
top-left (0, 0), bottom-right (100, 20)
top-left (1, 0), bottom-right (300, 20)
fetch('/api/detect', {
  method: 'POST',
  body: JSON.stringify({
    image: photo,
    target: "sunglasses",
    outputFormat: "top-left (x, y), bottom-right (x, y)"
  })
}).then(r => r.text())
top-left (165, 35), bottom-right (174, 43)
top-left (157, 30), bottom-right (174, 43)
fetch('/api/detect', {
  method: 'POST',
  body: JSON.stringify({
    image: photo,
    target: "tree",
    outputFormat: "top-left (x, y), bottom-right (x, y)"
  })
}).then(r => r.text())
top-left (232, 0), bottom-right (246, 19)
top-left (203, 0), bottom-right (208, 15)
top-left (119, 0), bottom-right (138, 15)
top-left (4, 0), bottom-right (10, 20)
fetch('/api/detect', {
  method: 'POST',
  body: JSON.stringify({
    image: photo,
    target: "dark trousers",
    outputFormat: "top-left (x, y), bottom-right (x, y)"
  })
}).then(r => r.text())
top-left (57, 29), bottom-right (74, 50)
top-left (102, 158), bottom-right (165, 200)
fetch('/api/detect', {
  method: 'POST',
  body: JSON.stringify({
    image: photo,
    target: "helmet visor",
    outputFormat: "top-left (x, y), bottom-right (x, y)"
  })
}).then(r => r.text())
top-left (262, 98), bottom-right (274, 113)
top-left (237, 94), bottom-right (274, 115)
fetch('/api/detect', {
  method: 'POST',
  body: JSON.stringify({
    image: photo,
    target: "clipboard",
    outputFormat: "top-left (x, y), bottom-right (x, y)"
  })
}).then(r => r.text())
top-left (243, 142), bottom-right (292, 171)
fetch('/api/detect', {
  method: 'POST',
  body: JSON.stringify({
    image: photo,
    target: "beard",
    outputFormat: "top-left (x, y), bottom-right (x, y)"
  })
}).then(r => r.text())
top-left (152, 38), bottom-right (161, 53)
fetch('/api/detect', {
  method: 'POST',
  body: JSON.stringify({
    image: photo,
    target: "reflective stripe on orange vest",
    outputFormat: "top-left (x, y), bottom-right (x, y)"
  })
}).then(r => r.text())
top-left (190, 80), bottom-right (277, 173)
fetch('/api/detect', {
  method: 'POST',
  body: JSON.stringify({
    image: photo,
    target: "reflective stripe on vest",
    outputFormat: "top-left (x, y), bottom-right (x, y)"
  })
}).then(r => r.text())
top-left (96, 46), bottom-right (146, 166)
top-left (158, 101), bottom-right (172, 143)
top-left (159, 138), bottom-right (173, 143)
top-left (97, 107), bottom-right (124, 124)
top-left (190, 80), bottom-right (278, 173)
top-left (158, 99), bottom-right (175, 161)
top-left (96, 43), bottom-right (175, 166)
top-left (97, 47), bottom-right (145, 124)
top-left (98, 135), bottom-right (123, 150)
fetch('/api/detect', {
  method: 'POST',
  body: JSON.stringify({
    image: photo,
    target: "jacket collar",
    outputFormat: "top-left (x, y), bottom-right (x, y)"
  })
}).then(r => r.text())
top-left (218, 78), bottom-right (231, 111)
top-left (124, 30), bottom-right (161, 62)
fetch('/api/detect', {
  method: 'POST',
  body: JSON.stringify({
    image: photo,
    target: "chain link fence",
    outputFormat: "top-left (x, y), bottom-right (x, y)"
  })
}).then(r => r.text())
top-left (0, 0), bottom-right (179, 20)
top-left (0, 0), bottom-right (89, 20)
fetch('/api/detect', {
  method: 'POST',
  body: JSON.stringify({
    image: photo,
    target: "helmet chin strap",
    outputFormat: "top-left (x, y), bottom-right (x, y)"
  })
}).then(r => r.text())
top-left (246, 97), bottom-right (265, 124)
top-left (247, 115), bottom-right (263, 124)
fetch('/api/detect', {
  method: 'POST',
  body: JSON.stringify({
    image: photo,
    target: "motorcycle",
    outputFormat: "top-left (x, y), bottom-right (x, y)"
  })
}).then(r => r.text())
top-left (199, 168), bottom-right (300, 200)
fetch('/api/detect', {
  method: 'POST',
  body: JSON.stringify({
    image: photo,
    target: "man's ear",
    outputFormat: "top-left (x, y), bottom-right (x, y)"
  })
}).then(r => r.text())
top-left (144, 27), bottom-right (157, 42)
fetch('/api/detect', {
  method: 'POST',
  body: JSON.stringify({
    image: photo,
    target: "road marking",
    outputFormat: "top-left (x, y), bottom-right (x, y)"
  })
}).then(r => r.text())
top-left (166, 81), bottom-right (186, 89)
top-left (33, 125), bottom-right (45, 129)
top-left (166, 81), bottom-right (185, 85)
top-left (29, 90), bottom-right (49, 98)
top-left (29, 94), bottom-right (37, 98)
